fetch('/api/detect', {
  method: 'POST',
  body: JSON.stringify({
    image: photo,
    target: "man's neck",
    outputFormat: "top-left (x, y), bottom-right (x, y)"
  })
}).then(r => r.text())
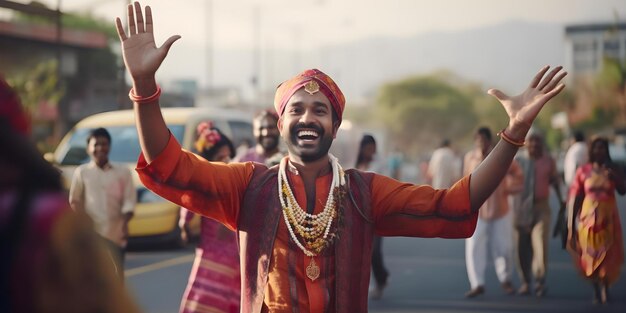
top-left (288, 154), bottom-right (332, 182)
top-left (256, 144), bottom-right (278, 158)
top-left (93, 159), bottom-right (110, 169)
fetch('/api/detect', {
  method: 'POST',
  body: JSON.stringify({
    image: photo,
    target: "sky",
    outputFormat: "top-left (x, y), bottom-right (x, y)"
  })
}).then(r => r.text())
top-left (23, 0), bottom-right (626, 100)
top-left (35, 0), bottom-right (624, 48)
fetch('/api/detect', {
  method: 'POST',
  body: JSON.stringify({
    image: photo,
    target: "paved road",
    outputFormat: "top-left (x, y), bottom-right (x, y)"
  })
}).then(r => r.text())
top-left (126, 194), bottom-right (626, 313)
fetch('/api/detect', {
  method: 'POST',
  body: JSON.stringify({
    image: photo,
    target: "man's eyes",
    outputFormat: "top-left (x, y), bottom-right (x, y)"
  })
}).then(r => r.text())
top-left (287, 107), bottom-right (328, 115)
top-left (289, 107), bottom-right (304, 114)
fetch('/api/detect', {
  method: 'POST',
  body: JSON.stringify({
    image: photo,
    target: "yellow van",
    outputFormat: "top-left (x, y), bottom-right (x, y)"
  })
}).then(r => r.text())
top-left (48, 107), bottom-right (254, 247)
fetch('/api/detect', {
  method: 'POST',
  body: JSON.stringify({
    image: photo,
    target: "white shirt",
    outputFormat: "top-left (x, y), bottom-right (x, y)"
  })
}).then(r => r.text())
top-left (428, 146), bottom-right (461, 189)
top-left (563, 142), bottom-right (588, 187)
top-left (69, 161), bottom-right (136, 246)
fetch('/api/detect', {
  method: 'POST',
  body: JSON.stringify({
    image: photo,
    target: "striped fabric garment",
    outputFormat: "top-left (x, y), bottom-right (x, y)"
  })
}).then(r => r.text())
top-left (180, 215), bottom-right (240, 313)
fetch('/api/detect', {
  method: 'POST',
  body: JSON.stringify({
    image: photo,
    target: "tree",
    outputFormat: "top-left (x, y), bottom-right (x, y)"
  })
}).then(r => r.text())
top-left (374, 73), bottom-right (479, 156)
top-left (593, 57), bottom-right (626, 126)
top-left (14, 1), bottom-right (118, 40)
top-left (7, 59), bottom-right (65, 114)
top-left (7, 60), bottom-right (65, 152)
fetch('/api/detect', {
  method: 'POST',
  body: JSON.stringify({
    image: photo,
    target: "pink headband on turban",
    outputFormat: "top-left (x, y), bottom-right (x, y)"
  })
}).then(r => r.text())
top-left (273, 69), bottom-right (345, 122)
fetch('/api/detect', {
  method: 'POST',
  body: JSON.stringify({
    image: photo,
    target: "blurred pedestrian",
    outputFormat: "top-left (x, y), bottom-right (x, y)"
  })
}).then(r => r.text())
top-left (567, 136), bottom-right (625, 304)
top-left (355, 134), bottom-right (389, 300)
top-left (0, 77), bottom-right (141, 313)
top-left (69, 127), bottom-right (136, 278)
top-left (555, 130), bottom-right (586, 249)
top-left (427, 139), bottom-right (461, 189)
top-left (179, 121), bottom-right (240, 313)
top-left (463, 127), bottom-right (524, 298)
top-left (235, 109), bottom-right (283, 166)
top-left (387, 145), bottom-right (404, 181)
top-left (563, 130), bottom-right (587, 188)
top-left (511, 129), bottom-right (564, 297)
top-left (116, 3), bottom-right (566, 310)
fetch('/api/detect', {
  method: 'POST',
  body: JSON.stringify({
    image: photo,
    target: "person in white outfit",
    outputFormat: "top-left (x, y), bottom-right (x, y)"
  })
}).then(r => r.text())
top-left (427, 139), bottom-right (461, 189)
top-left (563, 130), bottom-right (587, 187)
top-left (463, 127), bottom-right (524, 298)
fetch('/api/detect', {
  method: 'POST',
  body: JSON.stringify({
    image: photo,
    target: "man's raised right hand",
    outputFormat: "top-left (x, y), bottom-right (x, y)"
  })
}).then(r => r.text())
top-left (115, 1), bottom-right (180, 86)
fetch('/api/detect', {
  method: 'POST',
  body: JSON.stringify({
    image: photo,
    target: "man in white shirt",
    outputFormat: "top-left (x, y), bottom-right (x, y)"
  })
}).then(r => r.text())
top-left (427, 139), bottom-right (461, 189)
top-left (463, 128), bottom-right (523, 298)
top-left (70, 127), bottom-right (136, 278)
top-left (563, 131), bottom-right (587, 187)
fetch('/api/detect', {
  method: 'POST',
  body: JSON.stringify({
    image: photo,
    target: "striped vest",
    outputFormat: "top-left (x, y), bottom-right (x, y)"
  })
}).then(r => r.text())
top-left (237, 165), bottom-right (375, 312)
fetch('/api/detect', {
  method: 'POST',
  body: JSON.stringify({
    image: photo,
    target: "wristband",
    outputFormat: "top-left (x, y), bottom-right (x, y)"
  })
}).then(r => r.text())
top-left (129, 85), bottom-right (161, 104)
top-left (497, 128), bottom-right (525, 147)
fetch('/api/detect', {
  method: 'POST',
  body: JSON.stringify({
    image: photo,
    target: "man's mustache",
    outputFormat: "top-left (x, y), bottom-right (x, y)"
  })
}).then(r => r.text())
top-left (291, 123), bottom-right (323, 135)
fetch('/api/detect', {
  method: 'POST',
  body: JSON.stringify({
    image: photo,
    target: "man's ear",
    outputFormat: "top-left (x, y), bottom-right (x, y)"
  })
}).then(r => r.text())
top-left (277, 118), bottom-right (284, 133)
top-left (332, 121), bottom-right (341, 139)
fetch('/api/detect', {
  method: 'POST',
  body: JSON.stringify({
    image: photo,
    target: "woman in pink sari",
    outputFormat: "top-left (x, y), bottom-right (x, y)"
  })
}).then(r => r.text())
top-left (178, 122), bottom-right (240, 313)
top-left (567, 136), bottom-right (625, 304)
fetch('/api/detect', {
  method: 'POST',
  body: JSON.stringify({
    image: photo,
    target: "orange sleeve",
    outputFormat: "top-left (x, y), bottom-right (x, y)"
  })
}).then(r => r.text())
top-left (370, 174), bottom-right (477, 238)
top-left (135, 132), bottom-right (254, 231)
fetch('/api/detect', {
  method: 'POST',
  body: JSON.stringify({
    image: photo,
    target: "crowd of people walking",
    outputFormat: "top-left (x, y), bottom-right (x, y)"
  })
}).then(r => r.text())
top-left (1, 1), bottom-right (624, 312)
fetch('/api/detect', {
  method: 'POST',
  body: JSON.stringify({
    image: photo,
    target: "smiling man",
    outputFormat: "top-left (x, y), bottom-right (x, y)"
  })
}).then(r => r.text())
top-left (117, 2), bottom-right (566, 312)
top-left (236, 109), bottom-right (283, 166)
top-left (69, 127), bottom-right (136, 279)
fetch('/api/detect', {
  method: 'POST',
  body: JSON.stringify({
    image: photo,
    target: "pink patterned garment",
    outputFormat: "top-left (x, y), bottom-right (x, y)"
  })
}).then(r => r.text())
top-left (179, 208), bottom-right (241, 313)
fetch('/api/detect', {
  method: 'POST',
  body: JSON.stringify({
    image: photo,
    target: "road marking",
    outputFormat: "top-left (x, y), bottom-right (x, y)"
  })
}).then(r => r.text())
top-left (125, 254), bottom-right (194, 277)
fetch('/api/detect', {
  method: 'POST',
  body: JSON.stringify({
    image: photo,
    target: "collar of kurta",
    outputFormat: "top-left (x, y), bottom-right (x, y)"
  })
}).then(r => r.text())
top-left (88, 161), bottom-right (113, 171)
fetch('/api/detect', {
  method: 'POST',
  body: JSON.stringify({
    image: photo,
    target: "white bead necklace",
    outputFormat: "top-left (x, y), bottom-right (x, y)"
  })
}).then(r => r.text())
top-left (278, 155), bottom-right (345, 257)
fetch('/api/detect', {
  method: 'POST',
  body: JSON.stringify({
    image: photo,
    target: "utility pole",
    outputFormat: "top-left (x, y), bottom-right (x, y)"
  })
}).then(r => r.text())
top-left (55, 0), bottom-right (64, 138)
top-left (206, 0), bottom-right (213, 90)
top-left (252, 4), bottom-right (261, 102)
top-left (118, 0), bottom-right (131, 110)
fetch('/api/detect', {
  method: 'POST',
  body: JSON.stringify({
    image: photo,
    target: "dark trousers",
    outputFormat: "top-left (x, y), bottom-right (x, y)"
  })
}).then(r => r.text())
top-left (101, 237), bottom-right (126, 280)
top-left (515, 200), bottom-right (551, 286)
top-left (371, 235), bottom-right (389, 287)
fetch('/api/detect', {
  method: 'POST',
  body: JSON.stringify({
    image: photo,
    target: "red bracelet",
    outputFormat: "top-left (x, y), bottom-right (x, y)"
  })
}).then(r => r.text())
top-left (129, 85), bottom-right (162, 104)
top-left (497, 129), bottom-right (525, 147)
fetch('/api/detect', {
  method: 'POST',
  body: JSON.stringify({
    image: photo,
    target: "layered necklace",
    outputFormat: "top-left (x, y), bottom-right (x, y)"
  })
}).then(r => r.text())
top-left (278, 155), bottom-right (345, 281)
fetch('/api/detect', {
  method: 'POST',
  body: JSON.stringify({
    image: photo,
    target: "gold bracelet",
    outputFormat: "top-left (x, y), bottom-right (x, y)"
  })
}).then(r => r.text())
top-left (497, 129), bottom-right (525, 147)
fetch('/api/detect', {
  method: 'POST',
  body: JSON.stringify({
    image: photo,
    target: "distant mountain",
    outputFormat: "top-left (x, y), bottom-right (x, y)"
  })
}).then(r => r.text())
top-left (317, 20), bottom-right (565, 102)
top-left (163, 20), bottom-right (565, 104)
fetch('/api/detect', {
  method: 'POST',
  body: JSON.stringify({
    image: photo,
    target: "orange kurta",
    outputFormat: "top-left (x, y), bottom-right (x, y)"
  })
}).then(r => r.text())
top-left (137, 134), bottom-right (474, 313)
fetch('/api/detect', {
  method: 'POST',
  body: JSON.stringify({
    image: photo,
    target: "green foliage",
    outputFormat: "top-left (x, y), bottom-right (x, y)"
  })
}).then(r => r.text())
top-left (587, 57), bottom-right (626, 128)
top-left (574, 106), bottom-right (617, 131)
top-left (462, 84), bottom-right (508, 133)
top-left (7, 60), bottom-right (65, 113)
top-left (375, 74), bottom-right (479, 154)
top-left (596, 57), bottom-right (625, 90)
top-left (13, 2), bottom-right (118, 40)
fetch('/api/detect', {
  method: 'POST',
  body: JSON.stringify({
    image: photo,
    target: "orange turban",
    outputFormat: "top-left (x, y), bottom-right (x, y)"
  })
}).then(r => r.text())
top-left (273, 69), bottom-right (345, 122)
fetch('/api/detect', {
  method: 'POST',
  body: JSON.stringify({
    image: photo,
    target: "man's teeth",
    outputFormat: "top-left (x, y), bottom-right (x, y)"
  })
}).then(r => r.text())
top-left (298, 130), bottom-right (319, 138)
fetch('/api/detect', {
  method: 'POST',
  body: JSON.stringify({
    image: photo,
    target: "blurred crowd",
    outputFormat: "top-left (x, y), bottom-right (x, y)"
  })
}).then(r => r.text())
top-left (2, 69), bottom-right (626, 311)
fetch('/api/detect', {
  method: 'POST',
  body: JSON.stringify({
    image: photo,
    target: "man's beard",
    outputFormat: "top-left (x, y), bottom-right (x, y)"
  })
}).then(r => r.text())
top-left (259, 135), bottom-right (279, 152)
top-left (286, 123), bottom-right (333, 162)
